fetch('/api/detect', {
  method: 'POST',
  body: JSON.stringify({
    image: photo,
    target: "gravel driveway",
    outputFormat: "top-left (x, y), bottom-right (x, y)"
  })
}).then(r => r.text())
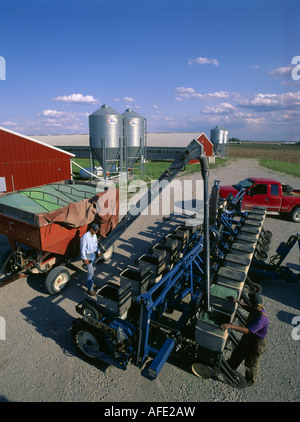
top-left (0, 158), bottom-right (299, 403)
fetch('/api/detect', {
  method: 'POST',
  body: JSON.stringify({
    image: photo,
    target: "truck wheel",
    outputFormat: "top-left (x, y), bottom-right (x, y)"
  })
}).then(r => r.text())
top-left (71, 319), bottom-right (107, 363)
top-left (45, 266), bottom-right (70, 295)
top-left (291, 207), bottom-right (300, 223)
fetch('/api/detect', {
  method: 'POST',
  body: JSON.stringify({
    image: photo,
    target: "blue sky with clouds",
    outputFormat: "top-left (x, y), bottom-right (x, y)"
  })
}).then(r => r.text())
top-left (1, 0), bottom-right (300, 141)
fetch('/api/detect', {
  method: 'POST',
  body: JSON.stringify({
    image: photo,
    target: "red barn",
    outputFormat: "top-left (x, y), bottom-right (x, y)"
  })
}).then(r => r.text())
top-left (0, 127), bottom-right (74, 193)
top-left (189, 133), bottom-right (214, 164)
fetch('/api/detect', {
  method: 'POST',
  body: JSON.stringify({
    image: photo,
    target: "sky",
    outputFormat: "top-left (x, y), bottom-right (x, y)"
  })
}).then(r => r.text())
top-left (1, 0), bottom-right (300, 141)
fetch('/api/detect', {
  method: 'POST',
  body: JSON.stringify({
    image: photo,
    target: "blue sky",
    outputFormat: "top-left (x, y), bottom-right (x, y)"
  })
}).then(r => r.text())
top-left (1, 0), bottom-right (300, 141)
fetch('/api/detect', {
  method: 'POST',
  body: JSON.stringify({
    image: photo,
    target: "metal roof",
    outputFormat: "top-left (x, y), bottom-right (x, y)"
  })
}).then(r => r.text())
top-left (31, 132), bottom-right (203, 148)
top-left (0, 127), bottom-right (75, 156)
top-left (30, 133), bottom-right (89, 147)
top-left (147, 132), bottom-right (202, 147)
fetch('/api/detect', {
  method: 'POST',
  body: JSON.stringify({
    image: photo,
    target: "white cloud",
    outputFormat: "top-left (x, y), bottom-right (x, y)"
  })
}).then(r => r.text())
top-left (123, 97), bottom-right (136, 102)
top-left (39, 109), bottom-right (89, 132)
top-left (269, 65), bottom-right (293, 79)
top-left (40, 110), bottom-right (67, 118)
top-left (243, 116), bottom-right (266, 125)
top-left (175, 87), bottom-right (240, 101)
top-left (188, 57), bottom-right (219, 66)
top-left (238, 91), bottom-right (300, 111)
top-left (176, 87), bottom-right (196, 97)
top-left (53, 93), bottom-right (99, 104)
top-left (40, 110), bottom-right (89, 118)
top-left (202, 103), bottom-right (235, 115)
top-left (1, 120), bottom-right (18, 126)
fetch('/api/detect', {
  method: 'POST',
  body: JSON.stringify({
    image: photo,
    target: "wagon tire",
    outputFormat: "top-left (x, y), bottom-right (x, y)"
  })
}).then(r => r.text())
top-left (290, 207), bottom-right (300, 223)
top-left (45, 265), bottom-right (70, 295)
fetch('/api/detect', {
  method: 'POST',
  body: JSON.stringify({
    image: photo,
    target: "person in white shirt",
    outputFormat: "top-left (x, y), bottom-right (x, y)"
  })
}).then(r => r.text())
top-left (80, 222), bottom-right (101, 296)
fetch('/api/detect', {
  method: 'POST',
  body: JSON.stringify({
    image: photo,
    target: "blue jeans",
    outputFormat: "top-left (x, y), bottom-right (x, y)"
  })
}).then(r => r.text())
top-left (86, 252), bottom-right (96, 291)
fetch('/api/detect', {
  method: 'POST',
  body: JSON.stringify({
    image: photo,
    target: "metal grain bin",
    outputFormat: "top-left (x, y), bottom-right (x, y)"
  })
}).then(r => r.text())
top-left (89, 104), bottom-right (123, 173)
top-left (122, 109), bottom-right (146, 169)
top-left (210, 126), bottom-right (229, 157)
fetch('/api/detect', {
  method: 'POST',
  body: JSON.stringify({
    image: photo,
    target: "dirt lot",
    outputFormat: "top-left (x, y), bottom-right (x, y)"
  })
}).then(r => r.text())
top-left (0, 158), bottom-right (299, 404)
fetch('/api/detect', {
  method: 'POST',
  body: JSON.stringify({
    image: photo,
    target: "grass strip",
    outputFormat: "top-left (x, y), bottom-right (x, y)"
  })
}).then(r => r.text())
top-left (259, 159), bottom-right (300, 178)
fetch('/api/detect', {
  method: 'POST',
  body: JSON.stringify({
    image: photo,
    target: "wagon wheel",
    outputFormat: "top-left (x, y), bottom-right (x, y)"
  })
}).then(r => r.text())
top-left (45, 265), bottom-right (70, 295)
top-left (71, 319), bottom-right (108, 363)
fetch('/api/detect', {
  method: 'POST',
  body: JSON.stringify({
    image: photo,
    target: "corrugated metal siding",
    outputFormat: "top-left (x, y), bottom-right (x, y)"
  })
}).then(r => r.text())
top-left (0, 129), bottom-right (72, 193)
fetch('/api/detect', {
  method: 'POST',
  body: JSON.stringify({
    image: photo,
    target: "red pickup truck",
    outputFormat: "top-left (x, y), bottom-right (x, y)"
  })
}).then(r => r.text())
top-left (219, 177), bottom-right (300, 222)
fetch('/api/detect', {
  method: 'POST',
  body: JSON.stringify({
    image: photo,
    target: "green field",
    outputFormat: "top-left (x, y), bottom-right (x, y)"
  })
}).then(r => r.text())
top-left (258, 159), bottom-right (300, 177)
top-left (229, 142), bottom-right (300, 177)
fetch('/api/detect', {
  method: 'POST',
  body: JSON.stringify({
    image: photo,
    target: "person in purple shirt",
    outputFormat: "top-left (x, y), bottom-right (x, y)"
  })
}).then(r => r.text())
top-left (220, 292), bottom-right (269, 386)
